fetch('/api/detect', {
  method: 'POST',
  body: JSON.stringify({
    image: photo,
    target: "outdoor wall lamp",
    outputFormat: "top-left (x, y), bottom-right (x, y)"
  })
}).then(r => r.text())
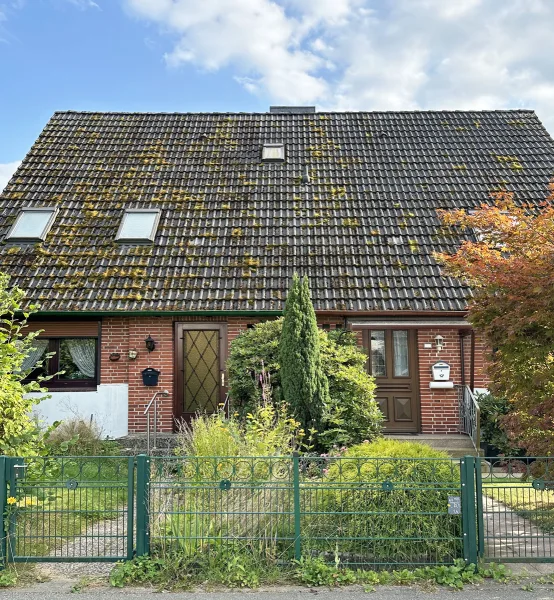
top-left (435, 335), bottom-right (444, 352)
top-left (145, 335), bottom-right (156, 353)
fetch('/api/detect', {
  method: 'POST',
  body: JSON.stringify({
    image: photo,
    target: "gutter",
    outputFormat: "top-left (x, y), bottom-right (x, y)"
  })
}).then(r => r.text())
top-left (28, 309), bottom-right (468, 318)
top-left (27, 310), bottom-right (284, 318)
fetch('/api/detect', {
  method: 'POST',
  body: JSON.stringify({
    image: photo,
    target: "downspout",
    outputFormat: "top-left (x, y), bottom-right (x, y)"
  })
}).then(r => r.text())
top-left (459, 331), bottom-right (466, 387)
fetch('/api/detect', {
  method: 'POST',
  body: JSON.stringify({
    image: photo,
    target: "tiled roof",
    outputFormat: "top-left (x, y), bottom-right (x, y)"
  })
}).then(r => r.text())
top-left (1, 109), bottom-right (553, 313)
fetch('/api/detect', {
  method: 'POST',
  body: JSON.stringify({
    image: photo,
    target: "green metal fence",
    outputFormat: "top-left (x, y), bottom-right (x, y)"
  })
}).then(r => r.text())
top-left (478, 457), bottom-right (554, 563)
top-left (6, 453), bottom-right (553, 567)
top-left (148, 454), bottom-right (467, 567)
top-left (1, 456), bottom-right (133, 563)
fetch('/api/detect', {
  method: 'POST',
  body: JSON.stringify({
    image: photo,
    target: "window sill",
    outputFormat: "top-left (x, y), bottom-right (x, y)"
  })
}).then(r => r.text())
top-left (47, 387), bottom-right (98, 393)
top-left (45, 386), bottom-right (96, 392)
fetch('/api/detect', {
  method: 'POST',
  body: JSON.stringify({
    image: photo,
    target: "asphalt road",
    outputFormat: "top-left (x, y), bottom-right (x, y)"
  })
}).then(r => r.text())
top-left (3, 582), bottom-right (554, 599)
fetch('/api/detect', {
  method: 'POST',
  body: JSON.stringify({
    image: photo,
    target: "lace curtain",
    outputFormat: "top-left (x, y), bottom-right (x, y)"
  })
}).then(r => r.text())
top-left (393, 330), bottom-right (409, 377)
top-left (20, 339), bottom-right (49, 371)
top-left (67, 339), bottom-right (96, 378)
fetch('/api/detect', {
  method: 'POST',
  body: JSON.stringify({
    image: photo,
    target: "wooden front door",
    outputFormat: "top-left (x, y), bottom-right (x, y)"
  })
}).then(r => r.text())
top-left (362, 329), bottom-right (420, 432)
top-left (174, 323), bottom-right (227, 422)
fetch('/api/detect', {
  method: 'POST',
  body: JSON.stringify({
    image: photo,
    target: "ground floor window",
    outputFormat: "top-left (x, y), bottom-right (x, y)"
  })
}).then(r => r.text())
top-left (24, 337), bottom-right (98, 390)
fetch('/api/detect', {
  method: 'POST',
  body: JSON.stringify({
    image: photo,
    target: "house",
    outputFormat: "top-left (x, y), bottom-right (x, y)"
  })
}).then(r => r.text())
top-left (1, 107), bottom-right (553, 443)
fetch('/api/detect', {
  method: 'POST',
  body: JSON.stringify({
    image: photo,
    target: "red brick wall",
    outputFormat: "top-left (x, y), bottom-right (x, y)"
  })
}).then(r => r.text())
top-left (417, 328), bottom-right (490, 433)
top-left (473, 331), bottom-right (489, 389)
top-left (100, 315), bottom-right (490, 435)
top-left (100, 316), bottom-right (268, 433)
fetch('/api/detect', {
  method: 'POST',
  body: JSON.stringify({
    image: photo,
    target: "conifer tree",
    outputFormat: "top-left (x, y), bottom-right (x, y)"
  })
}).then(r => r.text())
top-left (279, 273), bottom-right (329, 434)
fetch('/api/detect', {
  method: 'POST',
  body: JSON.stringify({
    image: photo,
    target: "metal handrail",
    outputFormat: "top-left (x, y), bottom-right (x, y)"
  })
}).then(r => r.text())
top-left (143, 390), bottom-right (169, 454)
top-left (457, 384), bottom-right (481, 455)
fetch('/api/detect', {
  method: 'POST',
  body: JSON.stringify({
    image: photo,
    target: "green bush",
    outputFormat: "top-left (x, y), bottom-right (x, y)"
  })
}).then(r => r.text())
top-left (319, 330), bottom-right (381, 448)
top-left (315, 439), bottom-right (462, 563)
top-left (227, 319), bottom-right (382, 448)
top-left (477, 392), bottom-right (521, 456)
top-left (0, 272), bottom-right (52, 456)
top-left (227, 319), bottom-right (283, 412)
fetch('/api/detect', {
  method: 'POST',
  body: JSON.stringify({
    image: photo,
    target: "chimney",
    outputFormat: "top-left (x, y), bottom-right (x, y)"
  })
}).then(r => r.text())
top-left (269, 106), bottom-right (316, 114)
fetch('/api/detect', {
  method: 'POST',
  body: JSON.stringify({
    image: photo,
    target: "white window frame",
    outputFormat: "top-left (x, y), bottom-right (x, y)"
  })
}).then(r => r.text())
top-left (262, 143), bottom-right (286, 162)
top-left (115, 209), bottom-right (161, 244)
top-left (6, 207), bottom-right (58, 242)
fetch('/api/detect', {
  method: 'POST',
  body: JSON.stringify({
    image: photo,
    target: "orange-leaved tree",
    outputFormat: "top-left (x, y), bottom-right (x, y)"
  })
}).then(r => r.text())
top-left (436, 184), bottom-right (554, 455)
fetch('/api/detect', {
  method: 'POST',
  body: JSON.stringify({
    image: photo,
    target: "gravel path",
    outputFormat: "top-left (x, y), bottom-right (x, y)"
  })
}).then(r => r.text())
top-left (37, 513), bottom-right (128, 580)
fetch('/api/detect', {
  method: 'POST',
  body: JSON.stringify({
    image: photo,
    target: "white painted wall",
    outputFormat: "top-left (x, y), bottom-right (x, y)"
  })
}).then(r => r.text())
top-left (30, 384), bottom-right (128, 438)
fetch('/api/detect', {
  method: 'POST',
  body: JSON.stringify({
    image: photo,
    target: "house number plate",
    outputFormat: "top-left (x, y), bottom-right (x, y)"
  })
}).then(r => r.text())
top-left (448, 496), bottom-right (461, 515)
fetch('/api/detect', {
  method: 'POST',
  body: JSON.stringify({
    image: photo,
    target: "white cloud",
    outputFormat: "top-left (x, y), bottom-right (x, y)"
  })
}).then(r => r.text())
top-left (0, 161), bottom-right (21, 193)
top-left (125, 0), bottom-right (328, 103)
top-left (124, 0), bottom-right (554, 133)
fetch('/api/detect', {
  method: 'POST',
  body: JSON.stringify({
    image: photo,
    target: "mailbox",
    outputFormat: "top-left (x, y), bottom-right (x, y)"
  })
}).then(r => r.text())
top-left (142, 367), bottom-right (160, 387)
top-left (432, 361), bottom-right (451, 381)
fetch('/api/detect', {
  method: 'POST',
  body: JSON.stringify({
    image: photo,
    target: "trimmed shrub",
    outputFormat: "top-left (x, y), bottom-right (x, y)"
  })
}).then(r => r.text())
top-left (280, 274), bottom-right (329, 432)
top-left (315, 439), bottom-right (462, 564)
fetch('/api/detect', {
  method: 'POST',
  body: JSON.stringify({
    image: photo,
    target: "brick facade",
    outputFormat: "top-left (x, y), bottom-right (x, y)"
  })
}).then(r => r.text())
top-left (99, 315), bottom-right (489, 435)
top-left (416, 329), bottom-right (489, 433)
top-left (101, 316), bottom-right (260, 433)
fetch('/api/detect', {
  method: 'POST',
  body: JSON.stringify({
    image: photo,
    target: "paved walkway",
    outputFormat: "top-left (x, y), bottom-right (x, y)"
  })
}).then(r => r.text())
top-left (482, 494), bottom-right (554, 560)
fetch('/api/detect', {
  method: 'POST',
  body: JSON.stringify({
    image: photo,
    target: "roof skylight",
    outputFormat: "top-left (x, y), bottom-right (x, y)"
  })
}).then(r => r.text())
top-left (116, 209), bottom-right (160, 243)
top-left (262, 143), bottom-right (285, 162)
top-left (7, 207), bottom-right (57, 241)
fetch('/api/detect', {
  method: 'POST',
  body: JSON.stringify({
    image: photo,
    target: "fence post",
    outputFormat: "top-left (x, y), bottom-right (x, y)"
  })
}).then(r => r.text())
top-left (461, 455), bottom-right (478, 566)
top-left (0, 457), bottom-right (6, 569)
top-left (474, 456), bottom-right (485, 558)
top-left (136, 454), bottom-right (150, 557)
top-left (292, 452), bottom-right (302, 561)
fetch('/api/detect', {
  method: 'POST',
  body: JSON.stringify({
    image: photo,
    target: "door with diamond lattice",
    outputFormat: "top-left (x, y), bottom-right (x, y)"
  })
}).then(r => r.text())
top-left (174, 324), bottom-right (228, 422)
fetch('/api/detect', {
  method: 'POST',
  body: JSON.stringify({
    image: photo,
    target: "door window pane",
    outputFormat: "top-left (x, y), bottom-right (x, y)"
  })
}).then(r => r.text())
top-left (370, 330), bottom-right (386, 376)
top-left (393, 330), bottom-right (409, 377)
top-left (183, 330), bottom-right (219, 413)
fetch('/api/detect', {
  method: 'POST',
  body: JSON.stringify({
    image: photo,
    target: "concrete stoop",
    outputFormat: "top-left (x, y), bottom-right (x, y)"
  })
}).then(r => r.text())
top-left (116, 433), bottom-right (180, 456)
top-left (385, 433), bottom-right (478, 457)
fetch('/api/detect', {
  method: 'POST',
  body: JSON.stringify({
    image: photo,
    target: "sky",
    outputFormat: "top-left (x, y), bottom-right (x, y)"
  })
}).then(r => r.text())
top-left (1, 0), bottom-right (554, 191)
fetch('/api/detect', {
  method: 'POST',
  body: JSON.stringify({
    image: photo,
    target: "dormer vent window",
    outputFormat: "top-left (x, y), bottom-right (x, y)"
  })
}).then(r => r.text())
top-left (6, 207), bottom-right (58, 241)
top-left (116, 209), bottom-right (160, 243)
top-left (262, 143), bottom-right (285, 162)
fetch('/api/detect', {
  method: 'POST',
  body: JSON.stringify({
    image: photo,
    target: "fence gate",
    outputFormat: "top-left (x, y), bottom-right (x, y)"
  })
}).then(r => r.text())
top-left (1, 456), bottom-right (134, 563)
top-left (477, 457), bottom-right (554, 562)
